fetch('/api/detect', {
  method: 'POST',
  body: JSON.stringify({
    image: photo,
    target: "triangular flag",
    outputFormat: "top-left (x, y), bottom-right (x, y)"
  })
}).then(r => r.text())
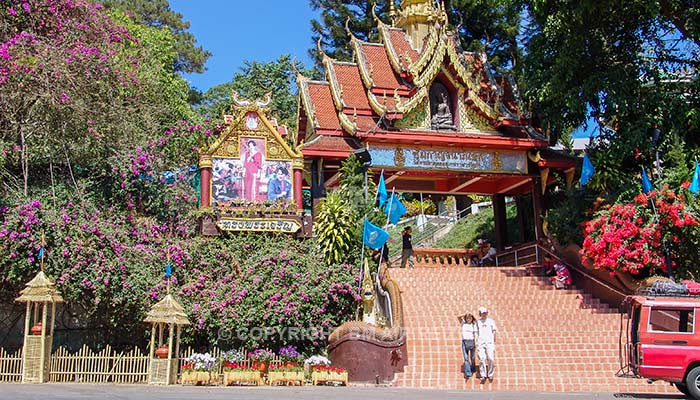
top-left (362, 219), bottom-right (389, 250)
top-left (690, 160), bottom-right (700, 195)
top-left (165, 263), bottom-right (172, 277)
top-left (384, 193), bottom-right (407, 225)
top-left (641, 167), bottom-right (653, 194)
top-left (580, 153), bottom-right (595, 186)
top-left (377, 173), bottom-right (388, 208)
top-left (37, 247), bottom-right (44, 260)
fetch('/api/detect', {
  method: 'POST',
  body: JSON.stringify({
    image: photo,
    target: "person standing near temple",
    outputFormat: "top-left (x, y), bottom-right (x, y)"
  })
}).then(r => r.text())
top-left (400, 226), bottom-right (414, 269)
top-left (476, 306), bottom-right (497, 383)
top-left (243, 140), bottom-right (262, 201)
top-left (458, 312), bottom-right (477, 378)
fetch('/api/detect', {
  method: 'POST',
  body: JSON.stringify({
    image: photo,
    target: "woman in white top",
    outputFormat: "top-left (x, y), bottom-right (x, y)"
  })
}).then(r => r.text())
top-left (458, 313), bottom-right (477, 378)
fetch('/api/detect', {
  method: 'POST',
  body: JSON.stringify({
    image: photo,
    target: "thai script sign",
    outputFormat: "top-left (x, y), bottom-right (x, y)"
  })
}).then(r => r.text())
top-left (368, 145), bottom-right (527, 174)
top-left (216, 218), bottom-right (301, 233)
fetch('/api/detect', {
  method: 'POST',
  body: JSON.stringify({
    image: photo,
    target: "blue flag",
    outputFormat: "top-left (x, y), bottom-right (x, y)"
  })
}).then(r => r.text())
top-left (384, 193), bottom-right (407, 225)
top-left (641, 167), bottom-right (653, 194)
top-left (690, 160), bottom-right (700, 195)
top-left (165, 263), bottom-right (172, 277)
top-left (377, 173), bottom-right (388, 208)
top-left (362, 219), bottom-right (389, 250)
top-left (580, 153), bottom-right (595, 186)
top-left (37, 247), bottom-right (44, 260)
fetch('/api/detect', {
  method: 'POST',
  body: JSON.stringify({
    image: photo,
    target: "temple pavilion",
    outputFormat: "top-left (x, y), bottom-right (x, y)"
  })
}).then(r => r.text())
top-left (294, 0), bottom-right (575, 249)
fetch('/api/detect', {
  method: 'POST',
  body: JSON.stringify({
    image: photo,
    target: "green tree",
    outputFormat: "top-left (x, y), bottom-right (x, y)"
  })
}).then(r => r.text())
top-left (309, 0), bottom-right (392, 69)
top-left (196, 55), bottom-right (307, 131)
top-left (101, 0), bottom-right (211, 73)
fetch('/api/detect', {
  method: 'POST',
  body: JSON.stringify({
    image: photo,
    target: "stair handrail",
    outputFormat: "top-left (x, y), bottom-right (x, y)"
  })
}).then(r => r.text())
top-left (493, 242), bottom-right (628, 299)
top-left (389, 207), bottom-right (471, 259)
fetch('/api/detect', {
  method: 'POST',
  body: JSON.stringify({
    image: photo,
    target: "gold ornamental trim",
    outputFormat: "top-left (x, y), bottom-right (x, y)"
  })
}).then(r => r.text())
top-left (324, 57), bottom-right (350, 113)
top-left (216, 218), bottom-right (301, 233)
top-left (378, 24), bottom-right (405, 73)
top-left (407, 24), bottom-right (441, 77)
top-left (199, 155), bottom-right (212, 168)
top-left (395, 86), bottom-right (427, 114)
top-left (412, 35), bottom-right (447, 88)
top-left (338, 110), bottom-right (358, 135)
top-left (353, 39), bottom-right (375, 89)
top-left (297, 75), bottom-right (319, 130)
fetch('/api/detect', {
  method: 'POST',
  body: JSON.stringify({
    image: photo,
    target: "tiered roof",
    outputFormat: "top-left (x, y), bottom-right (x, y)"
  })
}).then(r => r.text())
top-left (297, 6), bottom-right (546, 157)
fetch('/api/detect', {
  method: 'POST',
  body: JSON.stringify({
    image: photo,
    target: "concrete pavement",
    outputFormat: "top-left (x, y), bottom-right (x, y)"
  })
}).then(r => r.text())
top-left (0, 384), bottom-right (687, 400)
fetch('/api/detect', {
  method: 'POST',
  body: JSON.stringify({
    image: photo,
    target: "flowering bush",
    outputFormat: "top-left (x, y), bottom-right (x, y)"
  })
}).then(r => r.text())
top-left (248, 348), bottom-right (275, 362)
top-left (278, 345), bottom-right (301, 362)
top-left (219, 349), bottom-right (244, 364)
top-left (183, 353), bottom-right (216, 371)
top-left (304, 355), bottom-right (331, 366)
top-left (221, 362), bottom-right (255, 371)
top-left (581, 189), bottom-right (699, 276)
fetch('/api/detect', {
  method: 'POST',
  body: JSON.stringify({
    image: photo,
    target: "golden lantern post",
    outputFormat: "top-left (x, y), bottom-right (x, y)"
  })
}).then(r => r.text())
top-left (16, 235), bottom-right (64, 383)
top-left (144, 253), bottom-right (190, 385)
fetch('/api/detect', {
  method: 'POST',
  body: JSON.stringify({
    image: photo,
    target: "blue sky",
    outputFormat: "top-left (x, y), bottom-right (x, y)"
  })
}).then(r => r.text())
top-left (169, 1), bottom-right (595, 139)
top-left (169, 0), bottom-right (318, 92)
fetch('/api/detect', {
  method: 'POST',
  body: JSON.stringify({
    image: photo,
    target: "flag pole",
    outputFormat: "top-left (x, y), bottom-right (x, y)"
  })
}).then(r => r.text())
top-left (373, 169), bottom-right (384, 204)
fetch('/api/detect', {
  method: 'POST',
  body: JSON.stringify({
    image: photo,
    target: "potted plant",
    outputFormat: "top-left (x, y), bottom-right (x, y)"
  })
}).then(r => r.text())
top-left (248, 348), bottom-right (275, 374)
top-left (311, 364), bottom-right (348, 386)
top-left (181, 352), bottom-right (216, 385)
top-left (220, 350), bottom-right (263, 386)
top-left (267, 363), bottom-right (305, 386)
top-left (278, 345), bottom-right (302, 368)
top-left (304, 355), bottom-right (331, 379)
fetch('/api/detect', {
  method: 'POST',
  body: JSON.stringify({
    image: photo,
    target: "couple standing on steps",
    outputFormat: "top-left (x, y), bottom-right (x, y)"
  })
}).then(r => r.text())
top-left (458, 306), bottom-right (497, 383)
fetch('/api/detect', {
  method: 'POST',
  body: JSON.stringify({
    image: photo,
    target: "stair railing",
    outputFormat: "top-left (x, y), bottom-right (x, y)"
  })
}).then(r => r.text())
top-left (389, 207), bottom-right (471, 260)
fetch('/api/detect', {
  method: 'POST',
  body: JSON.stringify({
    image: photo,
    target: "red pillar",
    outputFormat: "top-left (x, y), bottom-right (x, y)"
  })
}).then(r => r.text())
top-left (293, 164), bottom-right (303, 210)
top-left (199, 155), bottom-right (212, 208)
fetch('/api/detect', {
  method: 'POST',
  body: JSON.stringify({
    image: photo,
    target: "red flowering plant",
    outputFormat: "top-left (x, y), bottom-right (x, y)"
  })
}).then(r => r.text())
top-left (312, 365), bottom-right (346, 373)
top-left (581, 188), bottom-right (699, 277)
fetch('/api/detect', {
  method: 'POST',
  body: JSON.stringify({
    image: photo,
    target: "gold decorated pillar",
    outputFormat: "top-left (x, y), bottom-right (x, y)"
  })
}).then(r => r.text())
top-left (16, 271), bottom-right (64, 383)
top-left (199, 155), bottom-right (212, 209)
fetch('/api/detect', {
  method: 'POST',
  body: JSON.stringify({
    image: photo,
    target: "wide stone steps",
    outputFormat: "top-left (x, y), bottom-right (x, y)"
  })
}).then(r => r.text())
top-left (389, 265), bottom-right (675, 393)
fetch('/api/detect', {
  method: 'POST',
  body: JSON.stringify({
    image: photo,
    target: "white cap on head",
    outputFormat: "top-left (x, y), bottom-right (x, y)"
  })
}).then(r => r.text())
top-left (478, 306), bottom-right (488, 314)
top-left (477, 239), bottom-right (485, 244)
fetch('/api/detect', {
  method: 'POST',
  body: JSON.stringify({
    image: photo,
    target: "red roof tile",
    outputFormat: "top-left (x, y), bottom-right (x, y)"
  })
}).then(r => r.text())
top-left (332, 63), bottom-right (371, 111)
top-left (360, 43), bottom-right (409, 91)
top-left (303, 135), bottom-right (358, 156)
top-left (388, 28), bottom-right (419, 69)
top-left (307, 82), bottom-right (340, 131)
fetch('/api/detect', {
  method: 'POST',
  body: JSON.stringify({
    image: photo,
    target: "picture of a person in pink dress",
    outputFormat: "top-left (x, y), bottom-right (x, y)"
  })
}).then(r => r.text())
top-left (242, 139), bottom-right (263, 201)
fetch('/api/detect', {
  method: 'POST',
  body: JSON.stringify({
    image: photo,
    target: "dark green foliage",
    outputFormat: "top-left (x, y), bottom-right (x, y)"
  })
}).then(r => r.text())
top-left (102, 0), bottom-right (212, 73)
top-left (196, 55), bottom-right (309, 131)
top-left (309, 0), bottom-right (392, 70)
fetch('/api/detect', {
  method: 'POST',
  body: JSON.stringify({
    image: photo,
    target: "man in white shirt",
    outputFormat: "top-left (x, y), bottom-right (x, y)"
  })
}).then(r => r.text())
top-left (476, 306), bottom-right (497, 382)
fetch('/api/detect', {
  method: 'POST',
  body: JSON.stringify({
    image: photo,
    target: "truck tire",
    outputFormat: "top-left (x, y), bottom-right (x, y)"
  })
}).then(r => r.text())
top-left (686, 366), bottom-right (700, 399)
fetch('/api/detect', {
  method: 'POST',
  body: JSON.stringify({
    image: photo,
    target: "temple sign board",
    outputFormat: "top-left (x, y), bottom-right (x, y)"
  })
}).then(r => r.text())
top-left (198, 93), bottom-right (305, 235)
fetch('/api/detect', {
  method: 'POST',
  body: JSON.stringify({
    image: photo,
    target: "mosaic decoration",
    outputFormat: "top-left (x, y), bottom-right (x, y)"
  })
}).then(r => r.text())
top-left (394, 97), bottom-right (429, 129)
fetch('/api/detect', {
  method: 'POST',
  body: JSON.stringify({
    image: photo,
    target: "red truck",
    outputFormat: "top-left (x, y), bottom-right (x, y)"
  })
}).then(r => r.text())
top-left (619, 294), bottom-right (700, 398)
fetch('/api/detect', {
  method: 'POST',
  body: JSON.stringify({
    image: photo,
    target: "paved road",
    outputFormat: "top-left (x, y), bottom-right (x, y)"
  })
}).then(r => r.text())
top-left (0, 384), bottom-right (688, 400)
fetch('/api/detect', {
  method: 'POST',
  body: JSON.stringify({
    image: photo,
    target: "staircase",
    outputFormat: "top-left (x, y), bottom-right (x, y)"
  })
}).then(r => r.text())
top-left (390, 264), bottom-right (676, 393)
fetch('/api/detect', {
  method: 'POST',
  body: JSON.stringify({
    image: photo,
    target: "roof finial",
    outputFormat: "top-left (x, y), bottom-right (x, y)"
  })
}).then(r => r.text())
top-left (389, 0), bottom-right (396, 25)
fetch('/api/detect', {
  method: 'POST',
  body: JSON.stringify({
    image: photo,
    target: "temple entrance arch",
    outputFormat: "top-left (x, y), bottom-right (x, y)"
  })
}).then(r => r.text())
top-left (294, 0), bottom-right (577, 248)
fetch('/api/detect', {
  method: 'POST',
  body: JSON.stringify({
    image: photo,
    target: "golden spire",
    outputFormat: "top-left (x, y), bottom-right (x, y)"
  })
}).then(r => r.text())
top-left (397, 0), bottom-right (438, 50)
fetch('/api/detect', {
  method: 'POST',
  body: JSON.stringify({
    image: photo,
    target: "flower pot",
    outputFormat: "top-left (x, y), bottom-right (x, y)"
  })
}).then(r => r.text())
top-left (252, 360), bottom-right (268, 374)
top-left (30, 322), bottom-right (43, 335)
top-left (283, 361), bottom-right (298, 369)
top-left (155, 344), bottom-right (169, 359)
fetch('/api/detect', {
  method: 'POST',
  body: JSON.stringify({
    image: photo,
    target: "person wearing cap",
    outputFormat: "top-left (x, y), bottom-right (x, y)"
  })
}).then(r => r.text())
top-left (476, 306), bottom-right (497, 382)
top-left (478, 240), bottom-right (497, 267)
top-left (552, 262), bottom-right (572, 289)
